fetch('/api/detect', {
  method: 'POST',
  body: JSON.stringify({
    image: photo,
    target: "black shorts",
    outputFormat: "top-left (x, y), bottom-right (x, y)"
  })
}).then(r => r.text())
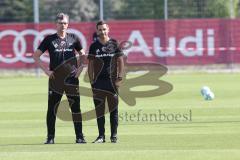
top-left (92, 78), bottom-right (117, 94)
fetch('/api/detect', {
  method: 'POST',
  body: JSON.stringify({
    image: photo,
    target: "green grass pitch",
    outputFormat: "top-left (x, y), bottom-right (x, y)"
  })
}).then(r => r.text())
top-left (0, 72), bottom-right (239, 160)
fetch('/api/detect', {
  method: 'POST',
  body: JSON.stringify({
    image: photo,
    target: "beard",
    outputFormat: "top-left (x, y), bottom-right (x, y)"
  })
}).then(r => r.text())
top-left (98, 33), bottom-right (104, 37)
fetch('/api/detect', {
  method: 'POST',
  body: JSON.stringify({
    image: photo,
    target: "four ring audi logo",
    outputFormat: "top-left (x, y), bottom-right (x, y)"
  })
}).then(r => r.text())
top-left (0, 29), bottom-right (87, 64)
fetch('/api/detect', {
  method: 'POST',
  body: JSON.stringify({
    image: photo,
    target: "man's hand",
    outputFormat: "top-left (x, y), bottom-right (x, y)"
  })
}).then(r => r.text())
top-left (45, 70), bottom-right (55, 79)
top-left (115, 79), bottom-right (122, 88)
top-left (74, 66), bottom-right (83, 78)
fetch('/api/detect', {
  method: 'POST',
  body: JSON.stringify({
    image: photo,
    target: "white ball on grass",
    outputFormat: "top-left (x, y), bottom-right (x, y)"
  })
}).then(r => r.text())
top-left (201, 86), bottom-right (215, 100)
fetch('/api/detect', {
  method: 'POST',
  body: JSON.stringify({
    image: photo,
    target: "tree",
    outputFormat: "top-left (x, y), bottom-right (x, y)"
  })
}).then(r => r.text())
top-left (168, 0), bottom-right (238, 19)
top-left (0, 0), bottom-right (33, 22)
top-left (39, 0), bottom-right (98, 22)
top-left (103, 0), bottom-right (165, 20)
top-left (102, 0), bottom-right (239, 20)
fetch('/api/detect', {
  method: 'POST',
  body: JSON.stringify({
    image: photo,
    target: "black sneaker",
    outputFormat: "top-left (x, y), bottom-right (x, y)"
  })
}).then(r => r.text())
top-left (110, 137), bottom-right (117, 143)
top-left (92, 136), bottom-right (105, 143)
top-left (44, 138), bottom-right (54, 144)
top-left (76, 137), bottom-right (87, 144)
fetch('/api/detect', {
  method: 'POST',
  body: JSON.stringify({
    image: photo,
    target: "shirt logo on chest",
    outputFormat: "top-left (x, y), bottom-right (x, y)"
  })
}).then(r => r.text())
top-left (102, 43), bottom-right (117, 54)
top-left (60, 40), bottom-right (66, 47)
top-left (96, 49), bottom-right (100, 54)
top-left (52, 41), bottom-right (58, 48)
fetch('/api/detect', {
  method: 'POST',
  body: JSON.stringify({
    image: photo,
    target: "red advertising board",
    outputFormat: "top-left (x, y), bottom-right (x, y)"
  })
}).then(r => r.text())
top-left (0, 19), bottom-right (240, 68)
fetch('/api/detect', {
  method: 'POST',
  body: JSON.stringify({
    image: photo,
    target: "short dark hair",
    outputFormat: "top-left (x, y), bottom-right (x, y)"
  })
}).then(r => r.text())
top-left (55, 13), bottom-right (69, 22)
top-left (96, 20), bottom-right (108, 29)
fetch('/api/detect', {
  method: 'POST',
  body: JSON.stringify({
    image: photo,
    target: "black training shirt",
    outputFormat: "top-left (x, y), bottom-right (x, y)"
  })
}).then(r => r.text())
top-left (88, 38), bottom-right (123, 80)
top-left (38, 33), bottom-right (82, 71)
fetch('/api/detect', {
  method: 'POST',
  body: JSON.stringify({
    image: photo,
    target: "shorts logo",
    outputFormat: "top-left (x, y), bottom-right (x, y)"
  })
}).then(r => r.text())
top-left (76, 87), bottom-right (79, 93)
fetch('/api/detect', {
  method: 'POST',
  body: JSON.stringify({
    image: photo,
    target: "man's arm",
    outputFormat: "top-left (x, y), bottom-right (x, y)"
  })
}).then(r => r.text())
top-left (75, 49), bottom-right (85, 78)
top-left (117, 56), bottom-right (124, 78)
top-left (87, 59), bottom-right (94, 84)
top-left (115, 56), bottom-right (124, 88)
top-left (33, 49), bottom-right (54, 78)
top-left (88, 59), bottom-right (95, 84)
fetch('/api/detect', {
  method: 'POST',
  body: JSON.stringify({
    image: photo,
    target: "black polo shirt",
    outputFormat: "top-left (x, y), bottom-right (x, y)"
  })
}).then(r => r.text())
top-left (38, 33), bottom-right (82, 71)
top-left (88, 38), bottom-right (124, 80)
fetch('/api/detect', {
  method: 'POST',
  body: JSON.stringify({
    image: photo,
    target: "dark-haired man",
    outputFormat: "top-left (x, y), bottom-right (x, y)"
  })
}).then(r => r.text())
top-left (34, 13), bottom-right (86, 144)
top-left (88, 21), bottom-right (124, 143)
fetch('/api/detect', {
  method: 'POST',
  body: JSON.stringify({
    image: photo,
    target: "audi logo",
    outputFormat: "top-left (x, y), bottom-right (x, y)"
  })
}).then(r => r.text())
top-left (0, 29), bottom-right (87, 64)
